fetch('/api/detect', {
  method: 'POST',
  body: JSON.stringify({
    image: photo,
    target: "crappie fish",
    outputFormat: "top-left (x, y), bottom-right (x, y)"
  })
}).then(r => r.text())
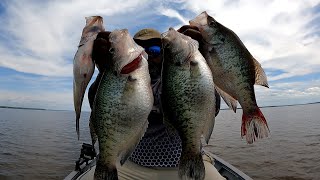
top-left (92, 29), bottom-right (153, 180)
top-left (88, 31), bottom-right (112, 148)
top-left (88, 73), bottom-right (103, 150)
top-left (161, 27), bottom-right (216, 180)
top-left (190, 11), bottom-right (269, 144)
top-left (177, 25), bottom-right (222, 117)
top-left (73, 16), bottom-right (105, 139)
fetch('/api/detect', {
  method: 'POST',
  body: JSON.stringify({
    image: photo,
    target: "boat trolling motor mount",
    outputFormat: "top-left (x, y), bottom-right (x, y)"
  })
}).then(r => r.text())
top-left (75, 143), bottom-right (96, 171)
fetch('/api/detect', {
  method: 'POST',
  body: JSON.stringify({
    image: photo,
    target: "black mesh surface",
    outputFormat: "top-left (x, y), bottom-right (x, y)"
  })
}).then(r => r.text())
top-left (130, 124), bottom-right (182, 167)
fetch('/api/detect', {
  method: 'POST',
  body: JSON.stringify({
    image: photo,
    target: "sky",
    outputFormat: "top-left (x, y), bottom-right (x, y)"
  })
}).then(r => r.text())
top-left (0, 0), bottom-right (319, 111)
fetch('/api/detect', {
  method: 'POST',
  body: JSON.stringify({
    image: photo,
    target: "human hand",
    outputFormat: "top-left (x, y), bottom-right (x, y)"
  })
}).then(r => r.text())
top-left (92, 31), bottom-right (111, 72)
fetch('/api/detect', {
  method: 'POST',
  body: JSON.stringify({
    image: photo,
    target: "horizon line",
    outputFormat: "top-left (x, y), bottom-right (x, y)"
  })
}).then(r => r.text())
top-left (1, 101), bottom-right (320, 112)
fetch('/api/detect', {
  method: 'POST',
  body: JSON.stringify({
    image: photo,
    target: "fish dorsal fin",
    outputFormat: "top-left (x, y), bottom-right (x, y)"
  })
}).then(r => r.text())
top-left (252, 57), bottom-right (269, 88)
top-left (215, 86), bottom-right (238, 113)
top-left (224, 25), bottom-right (269, 88)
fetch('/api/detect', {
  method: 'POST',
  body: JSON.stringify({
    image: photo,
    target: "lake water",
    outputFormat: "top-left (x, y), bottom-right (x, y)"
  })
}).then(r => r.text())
top-left (0, 103), bottom-right (319, 180)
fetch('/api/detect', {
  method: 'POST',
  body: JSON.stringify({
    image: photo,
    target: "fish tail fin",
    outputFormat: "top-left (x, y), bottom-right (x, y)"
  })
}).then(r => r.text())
top-left (94, 163), bottom-right (118, 180)
top-left (241, 108), bottom-right (270, 144)
top-left (179, 152), bottom-right (205, 180)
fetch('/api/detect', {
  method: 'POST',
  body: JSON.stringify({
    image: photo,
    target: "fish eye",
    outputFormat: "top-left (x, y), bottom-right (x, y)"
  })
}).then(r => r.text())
top-left (209, 21), bottom-right (215, 26)
top-left (109, 47), bottom-right (115, 54)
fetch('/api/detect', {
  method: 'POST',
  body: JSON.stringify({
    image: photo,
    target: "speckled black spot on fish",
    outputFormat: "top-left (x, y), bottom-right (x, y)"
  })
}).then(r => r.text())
top-left (161, 28), bottom-right (216, 180)
top-left (91, 29), bottom-right (153, 180)
top-left (190, 11), bottom-right (270, 144)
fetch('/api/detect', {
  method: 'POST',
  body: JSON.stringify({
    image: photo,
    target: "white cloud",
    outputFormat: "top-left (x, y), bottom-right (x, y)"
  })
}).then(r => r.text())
top-left (0, 86), bottom-right (92, 111)
top-left (0, 89), bottom-right (72, 110)
top-left (306, 87), bottom-right (320, 95)
top-left (0, 0), bottom-right (319, 110)
top-left (0, 46), bottom-right (72, 76)
top-left (178, 0), bottom-right (320, 80)
top-left (0, 0), bottom-right (154, 77)
top-left (3, 0), bottom-right (318, 79)
top-left (157, 8), bottom-right (189, 25)
top-left (158, 0), bottom-right (320, 106)
top-left (254, 80), bottom-right (320, 106)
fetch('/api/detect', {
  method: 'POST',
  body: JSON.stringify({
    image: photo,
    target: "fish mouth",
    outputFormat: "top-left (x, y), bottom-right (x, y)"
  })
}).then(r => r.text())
top-left (161, 31), bottom-right (170, 48)
top-left (189, 11), bottom-right (208, 28)
top-left (109, 29), bottom-right (145, 75)
top-left (189, 20), bottom-right (204, 28)
top-left (85, 16), bottom-right (103, 26)
top-left (178, 25), bottom-right (200, 34)
top-left (161, 27), bottom-right (176, 48)
top-left (120, 53), bottom-right (143, 74)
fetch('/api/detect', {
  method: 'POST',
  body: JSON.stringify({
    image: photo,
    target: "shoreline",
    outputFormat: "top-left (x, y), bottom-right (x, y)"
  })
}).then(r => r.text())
top-left (1, 101), bottom-right (319, 112)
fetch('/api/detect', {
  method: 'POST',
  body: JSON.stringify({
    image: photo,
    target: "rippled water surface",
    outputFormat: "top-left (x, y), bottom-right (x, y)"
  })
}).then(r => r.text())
top-left (0, 103), bottom-right (319, 180)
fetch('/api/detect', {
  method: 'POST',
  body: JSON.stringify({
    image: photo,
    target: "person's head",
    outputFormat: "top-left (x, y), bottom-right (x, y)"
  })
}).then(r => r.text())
top-left (133, 28), bottom-right (162, 64)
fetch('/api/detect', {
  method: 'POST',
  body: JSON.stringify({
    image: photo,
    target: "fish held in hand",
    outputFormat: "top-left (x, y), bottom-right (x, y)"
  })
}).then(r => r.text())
top-left (190, 11), bottom-right (269, 144)
top-left (92, 29), bottom-right (153, 180)
top-left (161, 27), bottom-right (216, 180)
top-left (73, 16), bottom-right (105, 139)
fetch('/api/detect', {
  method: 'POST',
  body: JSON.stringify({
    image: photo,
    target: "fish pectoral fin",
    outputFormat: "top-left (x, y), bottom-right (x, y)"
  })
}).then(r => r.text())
top-left (119, 120), bottom-right (149, 165)
top-left (203, 112), bottom-right (215, 144)
top-left (215, 85), bottom-right (238, 113)
top-left (190, 61), bottom-right (202, 78)
top-left (252, 57), bottom-right (269, 88)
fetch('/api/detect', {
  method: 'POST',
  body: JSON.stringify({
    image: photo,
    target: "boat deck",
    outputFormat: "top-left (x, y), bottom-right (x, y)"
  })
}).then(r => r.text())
top-left (65, 143), bottom-right (252, 180)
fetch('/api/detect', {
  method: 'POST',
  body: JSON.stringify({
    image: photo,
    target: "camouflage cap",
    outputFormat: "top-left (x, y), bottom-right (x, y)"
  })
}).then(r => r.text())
top-left (133, 28), bottom-right (161, 41)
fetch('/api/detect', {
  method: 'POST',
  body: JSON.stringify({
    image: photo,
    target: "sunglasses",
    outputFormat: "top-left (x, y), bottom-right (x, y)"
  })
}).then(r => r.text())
top-left (145, 46), bottom-right (161, 57)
